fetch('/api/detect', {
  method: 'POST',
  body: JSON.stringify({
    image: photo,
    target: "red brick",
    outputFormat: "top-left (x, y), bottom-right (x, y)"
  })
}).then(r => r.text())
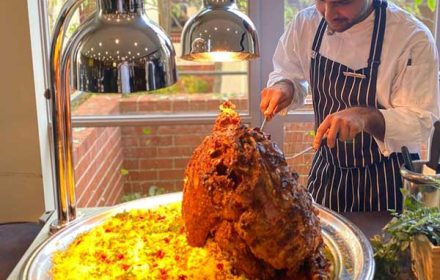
top-left (174, 158), bottom-right (190, 169)
top-left (129, 170), bottom-right (158, 181)
top-left (79, 148), bottom-right (123, 206)
top-left (123, 159), bottom-right (139, 169)
top-left (174, 135), bottom-right (205, 146)
top-left (75, 128), bottom-right (121, 189)
top-left (158, 169), bottom-right (185, 180)
top-left (172, 99), bottom-right (192, 113)
top-left (188, 100), bottom-right (207, 111)
top-left (157, 146), bottom-right (194, 157)
top-left (140, 159), bottom-right (173, 169)
top-left (141, 181), bottom-right (175, 193)
top-left (155, 100), bottom-right (172, 112)
top-left (124, 181), bottom-right (143, 195)
top-left (206, 99), bottom-right (222, 111)
top-left (175, 180), bottom-right (184, 191)
top-left (119, 101), bottom-right (138, 113)
top-left (124, 147), bottom-right (157, 158)
top-left (139, 135), bottom-right (173, 146)
top-left (109, 180), bottom-right (124, 205)
top-left (121, 127), bottom-right (135, 135)
top-left (156, 125), bottom-right (180, 135)
top-left (131, 126), bottom-right (158, 136)
top-left (121, 136), bottom-right (139, 147)
top-left (138, 102), bottom-right (156, 112)
top-left (106, 175), bottom-right (124, 206)
top-left (93, 160), bottom-right (124, 207)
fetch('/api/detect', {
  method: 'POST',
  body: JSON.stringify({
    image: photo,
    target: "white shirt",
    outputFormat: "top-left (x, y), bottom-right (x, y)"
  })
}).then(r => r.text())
top-left (268, 3), bottom-right (440, 156)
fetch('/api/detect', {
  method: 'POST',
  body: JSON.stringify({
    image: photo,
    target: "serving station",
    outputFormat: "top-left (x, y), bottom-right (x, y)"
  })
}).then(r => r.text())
top-left (5, 193), bottom-right (377, 280)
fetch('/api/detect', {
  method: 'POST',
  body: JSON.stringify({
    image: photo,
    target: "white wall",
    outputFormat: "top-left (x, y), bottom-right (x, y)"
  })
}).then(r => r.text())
top-left (0, 1), bottom-right (46, 222)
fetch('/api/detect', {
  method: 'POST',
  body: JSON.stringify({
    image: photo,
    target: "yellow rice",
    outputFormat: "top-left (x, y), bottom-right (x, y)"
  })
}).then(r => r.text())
top-left (51, 203), bottom-right (246, 280)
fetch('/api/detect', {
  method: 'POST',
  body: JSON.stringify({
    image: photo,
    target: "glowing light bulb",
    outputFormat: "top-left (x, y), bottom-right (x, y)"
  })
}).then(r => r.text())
top-left (184, 52), bottom-right (256, 62)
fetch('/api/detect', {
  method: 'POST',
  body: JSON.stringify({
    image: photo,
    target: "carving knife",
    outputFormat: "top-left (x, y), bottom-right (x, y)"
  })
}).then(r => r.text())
top-left (285, 138), bottom-right (328, 160)
top-left (260, 116), bottom-right (268, 131)
top-left (422, 121), bottom-right (440, 175)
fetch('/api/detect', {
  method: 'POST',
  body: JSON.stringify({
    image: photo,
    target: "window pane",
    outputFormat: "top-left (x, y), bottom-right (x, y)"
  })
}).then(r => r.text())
top-left (47, 0), bottom-right (250, 117)
top-left (73, 122), bottom-right (246, 206)
top-left (285, 0), bottom-right (314, 25)
top-left (393, 0), bottom-right (436, 33)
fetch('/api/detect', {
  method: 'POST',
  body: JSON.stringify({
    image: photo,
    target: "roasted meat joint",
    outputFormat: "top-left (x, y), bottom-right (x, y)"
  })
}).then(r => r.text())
top-left (183, 102), bottom-right (330, 279)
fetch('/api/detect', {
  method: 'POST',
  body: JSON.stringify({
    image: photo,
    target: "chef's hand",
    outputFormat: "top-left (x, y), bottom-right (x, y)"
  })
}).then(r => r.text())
top-left (260, 80), bottom-right (294, 120)
top-left (313, 107), bottom-right (385, 150)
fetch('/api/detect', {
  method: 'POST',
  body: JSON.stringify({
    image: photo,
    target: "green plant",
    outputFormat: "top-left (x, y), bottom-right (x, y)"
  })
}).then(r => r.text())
top-left (119, 168), bottom-right (167, 203)
top-left (119, 186), bottom-right (167, 203)
top-left (120, 192), bottom-right (145, 203)
top-left (371, 201), bottom-right (440, 279)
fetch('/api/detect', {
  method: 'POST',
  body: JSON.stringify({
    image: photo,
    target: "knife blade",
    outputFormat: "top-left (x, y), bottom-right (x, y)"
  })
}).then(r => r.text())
top-left (285, 146), bottom-right (314, 160)
top-left (260, 116), bottom-right (268, 131)
top-left (285, 138), bottom-right (328, 160)
top-left (422, 121), bottom-right (440, 175)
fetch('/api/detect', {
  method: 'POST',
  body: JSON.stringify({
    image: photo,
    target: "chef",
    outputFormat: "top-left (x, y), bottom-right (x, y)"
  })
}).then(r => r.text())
top-left (260, 0), bottom-right (440, 212)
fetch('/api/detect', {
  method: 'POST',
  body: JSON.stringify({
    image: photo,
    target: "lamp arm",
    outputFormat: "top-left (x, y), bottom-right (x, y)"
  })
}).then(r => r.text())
top-left (49, 0), bottom-right (87, 233)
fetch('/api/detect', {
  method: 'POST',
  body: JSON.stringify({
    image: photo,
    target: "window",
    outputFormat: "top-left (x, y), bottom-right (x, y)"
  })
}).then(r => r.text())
top-left (46, 0), bottom-right (252, 207)
top-left (40, 0), bottom-right (439, 207)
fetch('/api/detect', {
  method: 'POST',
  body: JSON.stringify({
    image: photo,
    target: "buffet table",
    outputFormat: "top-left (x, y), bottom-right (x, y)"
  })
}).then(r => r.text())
top-left (6, 208), bottom-right (398, 279)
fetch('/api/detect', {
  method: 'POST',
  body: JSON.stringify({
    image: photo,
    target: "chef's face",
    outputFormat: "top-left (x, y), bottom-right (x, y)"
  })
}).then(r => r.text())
top-left (316, 0), bottom-right (372, 32)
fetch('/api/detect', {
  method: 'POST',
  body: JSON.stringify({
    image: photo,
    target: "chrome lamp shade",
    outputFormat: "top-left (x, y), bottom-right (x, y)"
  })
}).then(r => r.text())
top-left (49, 0), bottom-right (177, 232)
top-left (71, 0), bottom-right (177, 93)
top-left (181, 0), bottom-right (259, 62)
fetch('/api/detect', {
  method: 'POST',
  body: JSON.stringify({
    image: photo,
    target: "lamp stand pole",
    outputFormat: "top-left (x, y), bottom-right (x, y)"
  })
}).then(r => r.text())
top-left (48, 0), bottom-right (85, 233)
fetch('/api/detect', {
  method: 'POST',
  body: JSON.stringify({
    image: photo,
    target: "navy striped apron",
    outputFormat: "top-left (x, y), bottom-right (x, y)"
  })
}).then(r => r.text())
top-left (307, 0), bottom-right (406, 212)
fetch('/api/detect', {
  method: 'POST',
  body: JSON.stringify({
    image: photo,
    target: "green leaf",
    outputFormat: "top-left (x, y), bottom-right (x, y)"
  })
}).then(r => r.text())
top-left (120, 168), bottom-right (129, 176)
top-left (305, 130), bottom-right (316, 137)
top-left (142, 128), bottom-right (152, 135)
top-left (428, 0), bottom-right (436, 12)
top-left (148, 186), bottom-right (158, 196)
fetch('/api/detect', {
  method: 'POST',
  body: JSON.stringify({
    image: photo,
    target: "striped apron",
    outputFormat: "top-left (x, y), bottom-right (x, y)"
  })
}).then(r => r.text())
top-left (307, 0), bottom-right (406, 212)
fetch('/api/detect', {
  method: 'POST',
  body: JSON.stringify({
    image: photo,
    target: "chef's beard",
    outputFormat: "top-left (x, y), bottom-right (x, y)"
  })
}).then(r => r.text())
top-left (325, 1), bottom-right (374, 35)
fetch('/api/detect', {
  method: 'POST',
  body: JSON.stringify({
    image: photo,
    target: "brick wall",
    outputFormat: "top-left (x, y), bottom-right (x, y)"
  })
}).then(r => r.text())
top-left (283, 122), bottom-right (315, 186)
top-left (121, 125), bottom-right (211, 195)
top-left (119, 93), bottom-right (248, 196)
top-left (73, 95), bottom-right (125, 207)
top-left (72, 93), bottom-right (248, 204)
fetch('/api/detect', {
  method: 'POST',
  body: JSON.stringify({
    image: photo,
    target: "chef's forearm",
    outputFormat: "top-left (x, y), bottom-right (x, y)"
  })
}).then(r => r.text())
top-left (273, 79), bottom-right (295, 96)
top-left (362, 107), bottom-right (385, 141)
top-left (273, 79), bottom-right (307, 111)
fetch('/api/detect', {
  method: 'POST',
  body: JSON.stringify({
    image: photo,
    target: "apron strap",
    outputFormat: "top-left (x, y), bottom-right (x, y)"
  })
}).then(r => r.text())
top-left (312, 18), bottom-right (327, 53)
top-left (368, 0), bottom-right (387, 69)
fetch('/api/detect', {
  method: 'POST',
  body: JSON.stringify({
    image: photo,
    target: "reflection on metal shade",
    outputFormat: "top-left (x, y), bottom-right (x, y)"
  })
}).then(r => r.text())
top-left (48, 0), bottom-right (178, 233)
top-left (181, 0), bottom-right (259, 62)
top-left (68, 0), bottom-right (177, 93)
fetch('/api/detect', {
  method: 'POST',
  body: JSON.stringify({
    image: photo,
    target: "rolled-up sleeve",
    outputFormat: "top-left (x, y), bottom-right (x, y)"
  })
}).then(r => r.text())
top-left (377, 31), bottom-right (440, 155)
top-left (267, 20), bottom-right (308, 110)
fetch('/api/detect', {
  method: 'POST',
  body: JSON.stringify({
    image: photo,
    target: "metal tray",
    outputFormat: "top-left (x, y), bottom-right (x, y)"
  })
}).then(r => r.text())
top-left (21, 192), bottom-right (375, 279)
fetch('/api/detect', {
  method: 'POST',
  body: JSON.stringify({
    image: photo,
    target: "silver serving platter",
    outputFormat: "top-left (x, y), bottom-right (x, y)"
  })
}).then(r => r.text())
top-left (21, 192), bottom-right (375, 279)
